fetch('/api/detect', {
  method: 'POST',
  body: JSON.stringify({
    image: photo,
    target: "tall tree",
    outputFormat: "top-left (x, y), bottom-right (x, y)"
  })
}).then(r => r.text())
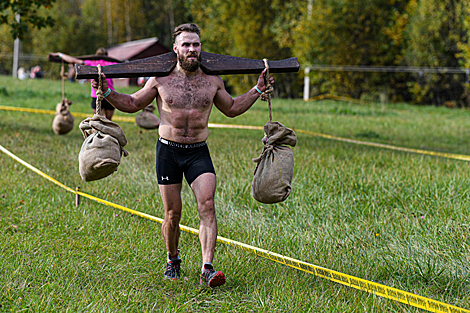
top-left (292, 0), bottom-right (412, 100)
top-left (0, 24), bottom-right (14, 74)
top-left (12, 0), bottom-right (192, 77)
top-left (24, 0), bottom-right (107, 59)
top-left (189, 0), bottom-right (300, 97)
top-left (139, 0), bottom-right (193, 48)
top-left (456, 0), bottom-right (470, 105)
top-left (0, 0), bottom-right (56, 40)
top-left (405, 0), bottom-right (468, 106)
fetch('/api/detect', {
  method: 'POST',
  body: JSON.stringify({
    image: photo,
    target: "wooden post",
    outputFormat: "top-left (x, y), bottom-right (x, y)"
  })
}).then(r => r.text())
top-left (304, 67), bottom-right (310, 101)
top-left (12, 14), bottom-right (20, 78)
top-left (76, 187), bottom-right (81, 206)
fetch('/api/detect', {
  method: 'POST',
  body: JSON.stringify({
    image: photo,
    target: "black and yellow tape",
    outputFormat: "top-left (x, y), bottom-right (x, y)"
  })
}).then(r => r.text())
top-left (2, 104), bottom-right (470, 163)
top-left (1, 143), bottom-right (468, 313)
top-left (293, 128), bottom-right (470, 162)
top-left (306, 93), bottom-right (376, 105)
top-left (0, 105), bottom-right (135, 123)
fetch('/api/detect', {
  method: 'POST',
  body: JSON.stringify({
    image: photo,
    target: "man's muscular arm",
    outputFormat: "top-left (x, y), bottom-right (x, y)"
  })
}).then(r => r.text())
top-left (214, 69), bottom-right (274, 118)
top-left (92, 74), bottom-right (158, 113)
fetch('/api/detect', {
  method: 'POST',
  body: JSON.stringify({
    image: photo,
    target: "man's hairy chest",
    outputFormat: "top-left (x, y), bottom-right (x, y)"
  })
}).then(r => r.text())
top-left (159, 75), bottom-right (216, 110)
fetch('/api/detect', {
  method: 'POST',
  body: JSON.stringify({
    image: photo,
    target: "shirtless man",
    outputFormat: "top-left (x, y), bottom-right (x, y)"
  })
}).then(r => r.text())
top-left (92, 23), bottom-right (274, 288)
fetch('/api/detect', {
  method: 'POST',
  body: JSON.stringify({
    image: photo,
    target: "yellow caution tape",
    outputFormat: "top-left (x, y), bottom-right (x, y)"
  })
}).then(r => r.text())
top-left (0, 143), bottom-right (76, 193)
top-left (0, 105), bottom-right (135, 123)
top-left (306, 94), bottom-right (330, 102)
top-left (0, 105), bottom-right (60, 115)
top-left (0, 143), bottom-right (468, 313)
top-left (293, 128), bottom-right (470, 162)
top-left (306, 93), bottom-right (373, 104)
top-left (2, 104), bottom-right (470, 163)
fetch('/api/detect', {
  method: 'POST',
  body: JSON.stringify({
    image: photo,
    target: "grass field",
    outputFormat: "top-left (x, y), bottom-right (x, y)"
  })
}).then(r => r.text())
top-left (1, 75), bottom-right (469, 312)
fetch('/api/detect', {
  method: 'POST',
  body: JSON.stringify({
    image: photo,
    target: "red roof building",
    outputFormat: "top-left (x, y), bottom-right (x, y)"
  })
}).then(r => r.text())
top-left (107, 37), bottom-right (170, 86)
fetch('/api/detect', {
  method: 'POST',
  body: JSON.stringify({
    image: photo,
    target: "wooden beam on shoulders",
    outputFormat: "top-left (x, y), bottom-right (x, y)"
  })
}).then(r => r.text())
top-left (75, 51), bottom-right (299, 79)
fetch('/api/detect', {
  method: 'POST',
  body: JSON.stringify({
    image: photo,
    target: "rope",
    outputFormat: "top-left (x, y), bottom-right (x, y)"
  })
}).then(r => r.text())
top-left (96, 64), bottom-right (103, 116)
top-left (61, 60), bottom-right (65, 100)
top-left (261, 59), bottom-right (274, 122)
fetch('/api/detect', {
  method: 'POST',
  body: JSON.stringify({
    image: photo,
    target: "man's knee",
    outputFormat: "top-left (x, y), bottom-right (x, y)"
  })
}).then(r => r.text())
top-left (165, 209), bottom-right (182, 223)
top-left (198, 198), bottom-right (215, 220)
top-left (198, 197), bottom-right (215, 210)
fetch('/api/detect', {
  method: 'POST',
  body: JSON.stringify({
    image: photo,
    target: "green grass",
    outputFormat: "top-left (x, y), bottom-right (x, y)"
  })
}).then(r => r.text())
top-left (1, 75), bottom-right (469, 312)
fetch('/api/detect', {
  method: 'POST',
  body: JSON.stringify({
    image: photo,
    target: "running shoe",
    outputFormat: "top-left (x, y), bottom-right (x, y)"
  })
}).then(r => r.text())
top-left (163, 259), bottom-right (181, 280)
top-left (200, 264), bottom-right (226, 287)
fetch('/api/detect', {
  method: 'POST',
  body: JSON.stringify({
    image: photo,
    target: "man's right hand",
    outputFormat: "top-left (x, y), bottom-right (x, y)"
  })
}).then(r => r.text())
top-left (92, 73), bottom-right (109, 94)
top-left (256, 69), bottom-right (275, 93)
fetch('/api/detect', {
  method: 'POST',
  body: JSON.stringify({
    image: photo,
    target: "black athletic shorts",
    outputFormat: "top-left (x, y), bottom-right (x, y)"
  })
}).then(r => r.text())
top-left (156, 137), bottom-right (216, 185)
top-left (91, 97), bottom-right (115, 111)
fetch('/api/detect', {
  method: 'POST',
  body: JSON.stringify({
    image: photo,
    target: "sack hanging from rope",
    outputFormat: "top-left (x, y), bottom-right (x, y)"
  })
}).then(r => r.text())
top-left (135, 104), bottom-right (160, 129)
top-left (252, 121), bottom-right (297, 203)
top-left (78, 114), bottom-right (129, 181)
top-left (52, 61), bottom-right (74, 135)
top-left (252, 59), bottom-right (297, 204)
top-left (52, 98), bottom-right (74, 135)
top-left (78, 64), bottom-right (129, 182)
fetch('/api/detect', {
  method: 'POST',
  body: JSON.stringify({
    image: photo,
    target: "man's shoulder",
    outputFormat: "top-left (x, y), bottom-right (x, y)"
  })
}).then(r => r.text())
top-left (200, 71), bottom-right (224, 85)
top-left (153, 75), bottom-right (169, 85)
top-left (145, 76), bottom-right (162, 88)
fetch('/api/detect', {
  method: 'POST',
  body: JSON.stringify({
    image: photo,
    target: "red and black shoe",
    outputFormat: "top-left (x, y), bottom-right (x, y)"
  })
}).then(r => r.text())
top-left (200, 264), bottom-right (226, 287)
top-left (163, 259), bottom-right (181, 280)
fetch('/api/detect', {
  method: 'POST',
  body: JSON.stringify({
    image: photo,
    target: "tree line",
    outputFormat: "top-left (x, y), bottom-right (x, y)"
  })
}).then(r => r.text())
top-left (1, 0), bottom-right (470, 105)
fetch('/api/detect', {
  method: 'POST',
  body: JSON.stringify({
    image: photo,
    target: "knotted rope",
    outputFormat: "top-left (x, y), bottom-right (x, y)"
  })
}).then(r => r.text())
top-left (260, 58), bottom-right (274, 122)
top-left (252, 144), bottom-right (274, 163)
top-left (95, 64), bottom-right (103, 116)
top-left (61, 60), bottom-right (65, 100)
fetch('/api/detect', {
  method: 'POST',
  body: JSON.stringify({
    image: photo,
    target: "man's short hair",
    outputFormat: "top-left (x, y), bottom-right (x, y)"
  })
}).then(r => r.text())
top-left (173, 23), bottom-right (201, 43)
top-left (95, 47), bottom-right (108, 56)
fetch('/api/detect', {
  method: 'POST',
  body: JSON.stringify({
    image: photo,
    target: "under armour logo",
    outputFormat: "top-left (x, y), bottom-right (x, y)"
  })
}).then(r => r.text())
top-left (161, 176), bottom-right (169, 181)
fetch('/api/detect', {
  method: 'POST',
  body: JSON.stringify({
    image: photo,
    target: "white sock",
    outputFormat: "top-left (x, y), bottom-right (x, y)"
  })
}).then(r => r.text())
top-left (167, 252), bottom-right (180, 263)
top-left (202, 262), bottom-right (213, 272)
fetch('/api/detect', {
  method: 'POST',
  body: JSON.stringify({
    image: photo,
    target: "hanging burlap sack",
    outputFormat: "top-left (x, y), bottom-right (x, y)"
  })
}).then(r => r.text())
top-left (78, 114), bottom-right (129, 182)
top-left (52, 98), bottom-right (74, 135)
top-left (252, 121), bottom-right (297, 204)
top-left (135, 104), bottom-right (160, 129)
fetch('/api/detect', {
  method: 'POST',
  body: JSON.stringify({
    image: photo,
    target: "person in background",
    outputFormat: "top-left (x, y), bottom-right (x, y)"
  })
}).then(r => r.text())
top-left (50, 48), bottom-right (117, 120)
top-left (66, 64), bottom-right (76, 83)
top-left (17, 67), bottom-right (28, 80)
top-left (30, 65), bottom-right (44, 79)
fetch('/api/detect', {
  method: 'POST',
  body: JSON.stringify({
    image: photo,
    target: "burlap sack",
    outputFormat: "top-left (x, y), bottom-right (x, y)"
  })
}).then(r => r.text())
top-left (78, 114), bottom-right (129, 182)
top-left (252, 121), bottom-right (297, 204)
top-left (135, 104), bottom-right (160, 129)
top-left (52, 98), bottom-right (74, 135)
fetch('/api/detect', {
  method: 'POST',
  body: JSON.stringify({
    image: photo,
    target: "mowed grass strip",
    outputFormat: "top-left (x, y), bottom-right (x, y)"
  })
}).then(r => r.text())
top-left (1, 75), bottom-right (469, 312)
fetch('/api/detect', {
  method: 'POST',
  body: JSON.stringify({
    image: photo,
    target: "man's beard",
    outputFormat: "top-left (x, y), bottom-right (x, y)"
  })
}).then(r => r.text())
top-left (178, 53), bottom-right (201, 72)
